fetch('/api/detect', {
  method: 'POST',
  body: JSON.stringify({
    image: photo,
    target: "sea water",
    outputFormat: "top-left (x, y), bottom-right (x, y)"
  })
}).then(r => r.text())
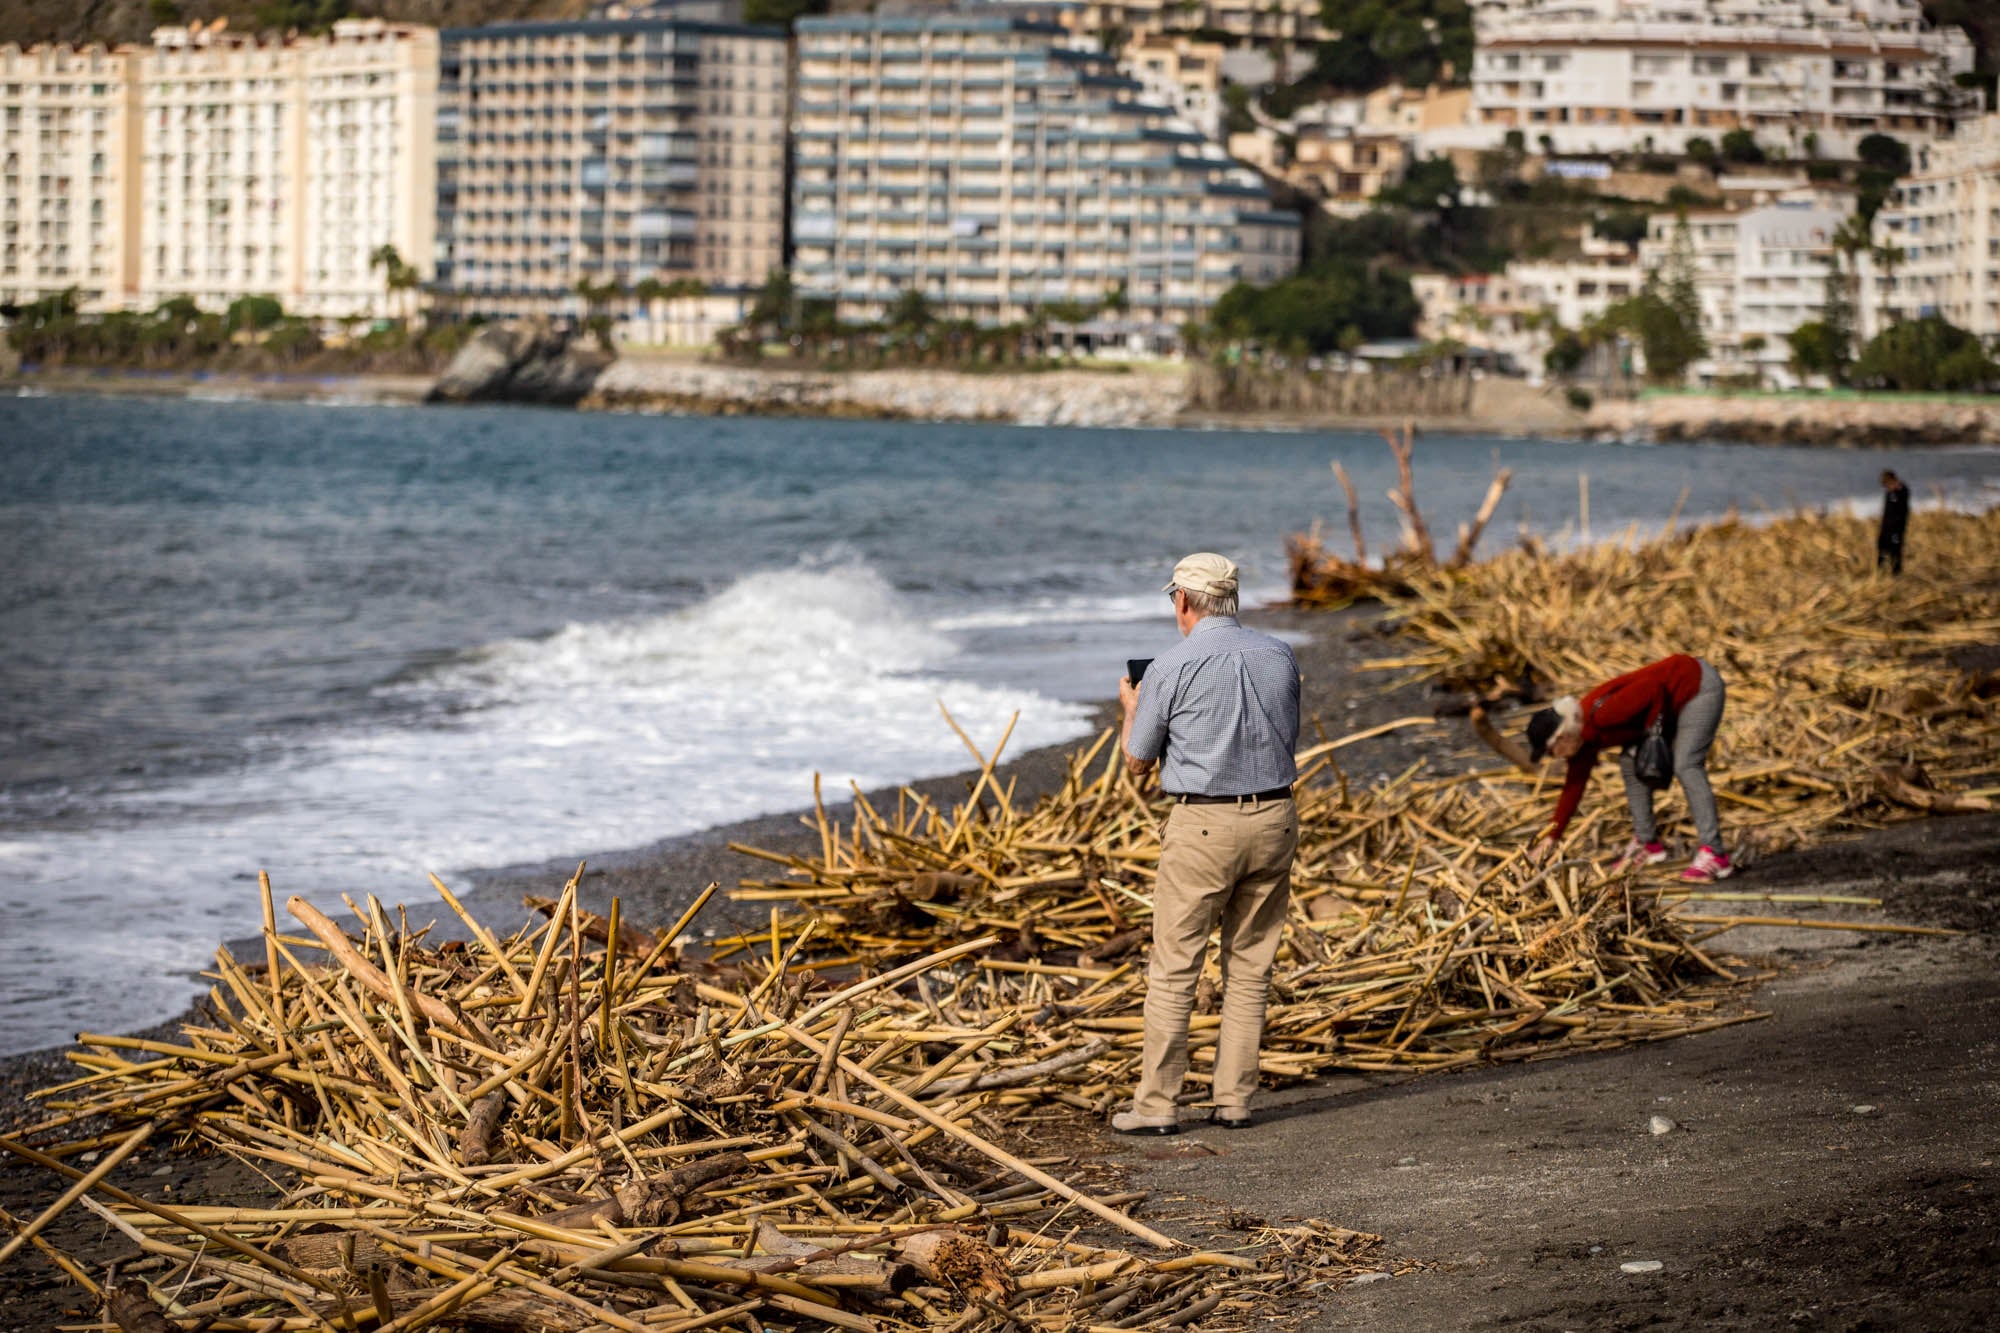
top-left (3, 392), bottom-right (1998, 1054)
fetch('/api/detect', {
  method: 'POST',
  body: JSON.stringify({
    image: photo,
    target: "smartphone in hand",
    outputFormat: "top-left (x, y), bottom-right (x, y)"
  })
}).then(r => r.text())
top-left (1127, 658), bottom-right (1153, 685)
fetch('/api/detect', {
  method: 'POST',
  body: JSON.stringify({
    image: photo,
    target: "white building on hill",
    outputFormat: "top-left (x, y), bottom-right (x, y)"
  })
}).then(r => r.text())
top-left (1866, 113), bottom-right (2000, 342)
top-left (1640, 192), bottom-right (1847, 384)
top-left (1434, 0), bottom-right (1979, 160)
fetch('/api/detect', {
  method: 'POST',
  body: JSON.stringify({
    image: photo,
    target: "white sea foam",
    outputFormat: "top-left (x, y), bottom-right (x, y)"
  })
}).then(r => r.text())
top-left (0, 562), bottom-right (1091, 1054)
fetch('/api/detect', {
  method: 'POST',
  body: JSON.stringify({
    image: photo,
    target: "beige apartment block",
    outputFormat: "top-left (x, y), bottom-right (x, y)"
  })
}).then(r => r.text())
top-left (1409, 268), bottom-right (1541, 372)
top-left (1123, 34), bottom-right (1226, 142)
top-left (0, 43), bottom-right (143, 311)
top-left (436, 17), bottom-right (789, 320)
top-left (1290, 128), bottom-right (1408, 212)
top-left (1867, 114), bottom-right (2000, 341)
top-left (1368, 83), bottom-right (1473, 137)
top-left (1410, 237), bottom-right (1643, 377)
top-left (140, 19), bottom-right (438, 320)
top-left (1436, 0), bottom-right (1980, 159)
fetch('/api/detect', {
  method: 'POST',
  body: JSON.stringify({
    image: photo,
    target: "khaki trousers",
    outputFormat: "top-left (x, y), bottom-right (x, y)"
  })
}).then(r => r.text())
top-left (1132, 796), bottom-right (1298, 1118)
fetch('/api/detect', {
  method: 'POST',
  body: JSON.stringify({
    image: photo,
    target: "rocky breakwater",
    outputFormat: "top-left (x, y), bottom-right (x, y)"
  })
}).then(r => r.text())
top-left (583, 356), bottom-right (1187, 428)
top-left (427, 320), bottom-right (612, 406)
top-left (1590, 392), bottom-right (2000, 445)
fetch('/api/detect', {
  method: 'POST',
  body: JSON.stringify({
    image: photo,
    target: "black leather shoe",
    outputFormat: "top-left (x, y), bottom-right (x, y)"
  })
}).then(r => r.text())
top-left (1209, 1109), bottom-right (1253, 1129)
top-left (1110, 1112), bottom-right (1182, 1136)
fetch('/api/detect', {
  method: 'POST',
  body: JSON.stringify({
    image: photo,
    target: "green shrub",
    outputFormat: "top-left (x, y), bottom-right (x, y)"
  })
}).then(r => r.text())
top-left (1852, 315), bottom-right (1997, 391)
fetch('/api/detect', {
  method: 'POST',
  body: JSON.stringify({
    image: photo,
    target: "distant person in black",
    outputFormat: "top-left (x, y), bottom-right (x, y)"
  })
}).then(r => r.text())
top-left (1878, 470), bottom-right (1910, 574)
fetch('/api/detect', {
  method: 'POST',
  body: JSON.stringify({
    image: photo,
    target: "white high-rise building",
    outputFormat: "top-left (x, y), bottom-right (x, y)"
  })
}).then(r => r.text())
top-left (3, 21), bottom-right (436, 321)
top-left (1640, 192), bottom-right (1847, 384)
top-left (1866, 114), bottom-right (2000, 341)
top-left (1440, 0), bottom-right (1979, 159)
top-left (792, 13), bottom-right (1299, 349)
top-left (0, 43), bottom-right (143, 311)
top-left (140, 19), bottom-right (438, 319)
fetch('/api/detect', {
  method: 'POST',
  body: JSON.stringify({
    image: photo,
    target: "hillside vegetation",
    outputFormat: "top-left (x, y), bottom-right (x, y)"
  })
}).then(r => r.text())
top-left (0, 0), bottom-right (586, 47)
top-left (4, 1), bottom-right (1991, 92)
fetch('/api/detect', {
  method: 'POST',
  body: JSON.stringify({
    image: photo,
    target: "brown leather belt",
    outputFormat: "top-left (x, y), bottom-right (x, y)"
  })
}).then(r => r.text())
top-left (1175, 787), bottom-right (1293, 805)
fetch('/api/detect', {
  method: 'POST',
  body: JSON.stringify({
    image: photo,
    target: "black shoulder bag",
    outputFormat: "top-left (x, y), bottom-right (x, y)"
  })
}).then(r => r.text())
top-left (1631, 712), bottom-right (1675, 790)
top-left (1593, 688), bottom-right (1676, 790)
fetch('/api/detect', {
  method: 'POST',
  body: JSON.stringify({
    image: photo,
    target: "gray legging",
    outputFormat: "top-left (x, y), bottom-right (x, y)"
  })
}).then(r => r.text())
top-left (1618, 660), bottom-right (1726, 850)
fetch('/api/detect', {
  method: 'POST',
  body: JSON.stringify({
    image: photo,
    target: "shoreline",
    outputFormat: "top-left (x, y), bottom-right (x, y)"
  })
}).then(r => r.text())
top-left (13, 363), bottom-right (2000, 445)
top-left (0, 601), bottom-right (1446, 1086)
top-left (2, 366), bottom-right (435, 405)
top-left (447, 603), bottom-right (1463, 940)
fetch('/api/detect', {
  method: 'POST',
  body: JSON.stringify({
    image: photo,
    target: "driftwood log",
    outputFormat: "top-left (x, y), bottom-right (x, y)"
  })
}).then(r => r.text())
top-left (1290, 420), bottom-right (1513, 607)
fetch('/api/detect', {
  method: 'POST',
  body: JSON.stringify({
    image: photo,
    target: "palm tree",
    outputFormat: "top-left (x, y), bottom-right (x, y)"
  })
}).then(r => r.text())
top-left (1870, 239), bottom-right (1905, 327)
top-left (886, 287), bottom-right (934, 334)
top-left (369, 244), bottom-right (421, 326)
top-left (573, 276), bottom-right (624, 348)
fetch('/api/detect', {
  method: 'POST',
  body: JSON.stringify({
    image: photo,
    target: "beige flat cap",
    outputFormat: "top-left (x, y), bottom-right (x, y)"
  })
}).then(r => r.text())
top-left (1164, 552), bottom-right (1238, 597)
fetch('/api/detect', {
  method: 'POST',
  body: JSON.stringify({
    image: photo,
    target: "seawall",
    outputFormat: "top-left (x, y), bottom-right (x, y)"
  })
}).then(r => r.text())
top-left (584, 356), bottom-right (1592, 434)
top-left (1589, 393), bottom-right (2000, 445)
top-left (584, 358), bottom-right (1185, 428)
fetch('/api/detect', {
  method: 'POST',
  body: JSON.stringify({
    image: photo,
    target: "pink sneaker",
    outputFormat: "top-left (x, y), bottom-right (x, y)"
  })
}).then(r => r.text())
top-left (1615, 838), bottom-right (1668, 871)
top-left (1681, 846), bottom-right (1734, 882)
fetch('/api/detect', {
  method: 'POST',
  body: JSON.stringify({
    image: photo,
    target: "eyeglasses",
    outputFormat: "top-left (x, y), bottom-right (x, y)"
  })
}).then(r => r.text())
top-left (1165, 587), bottom-right (1179, 604)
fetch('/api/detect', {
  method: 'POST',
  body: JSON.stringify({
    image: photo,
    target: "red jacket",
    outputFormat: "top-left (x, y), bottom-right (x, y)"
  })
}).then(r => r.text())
top-left (1548, 654), bottom-right (1705, 839)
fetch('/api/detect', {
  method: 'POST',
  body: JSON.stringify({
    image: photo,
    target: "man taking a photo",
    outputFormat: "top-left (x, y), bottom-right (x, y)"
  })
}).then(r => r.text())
top-left (1113, 553), bottom-right (1302, 1134)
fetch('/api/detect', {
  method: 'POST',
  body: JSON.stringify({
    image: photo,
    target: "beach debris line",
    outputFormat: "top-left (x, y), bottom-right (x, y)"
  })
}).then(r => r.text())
top-left (718, 509), bottom-right (1997, 1106)
top-left (0, 874), bottom-right (1403, 1332)
top-left (1384, 505), bottom-right (2000, 847)
top-left (1286, 420), bottom-right (1514, 609)
top-left (727, 719), bottom-right (1764, 1096)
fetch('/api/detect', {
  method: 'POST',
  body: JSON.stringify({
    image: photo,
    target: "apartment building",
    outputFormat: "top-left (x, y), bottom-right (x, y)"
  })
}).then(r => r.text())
top-left (1065, 0), bottom-right (1330, 46)
top-left (1290, 127), bottom-right (1408, 213)
top-left (1867, 113), bottom-right (2000, 341)
top-left (1509, 233), bottom-right (1644, 330)
top-left (1408, 233), bottom-right (1642, 375)
top-left (141, 20), bottom-right (437, 318)
top-left (1639, 192), bottom-right (1846, 383)
top-left (1122, 34), bottom-right (1225, 142)
top-left (791, 14), bottom-right (1298, 346)
top-left (435, 16), bottom-right (789, 319)
top-left (0, 43), bottom-right (142, 311)
top-left (1409, 269), bottom-right (1537, 369)
top-left (1442, 0), bottom-right (1978, 159)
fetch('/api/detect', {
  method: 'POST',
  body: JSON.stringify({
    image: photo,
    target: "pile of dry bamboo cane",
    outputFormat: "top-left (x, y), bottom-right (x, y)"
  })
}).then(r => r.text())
top-left (1, 874), bottom-right (1401, 1332)
top-left (1380, 506), bottom-right (2000, 840)
top-left (723, 505), bottom-right (1999, 1098)
top-left (6, 506), bottom-right (1991, 1333)
top-left (729, 723), bottom-right (1757, 1093)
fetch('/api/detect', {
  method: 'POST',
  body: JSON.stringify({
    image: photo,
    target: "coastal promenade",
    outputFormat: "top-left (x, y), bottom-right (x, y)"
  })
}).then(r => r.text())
top-left (13, 351), bottom-right (2000, 443)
